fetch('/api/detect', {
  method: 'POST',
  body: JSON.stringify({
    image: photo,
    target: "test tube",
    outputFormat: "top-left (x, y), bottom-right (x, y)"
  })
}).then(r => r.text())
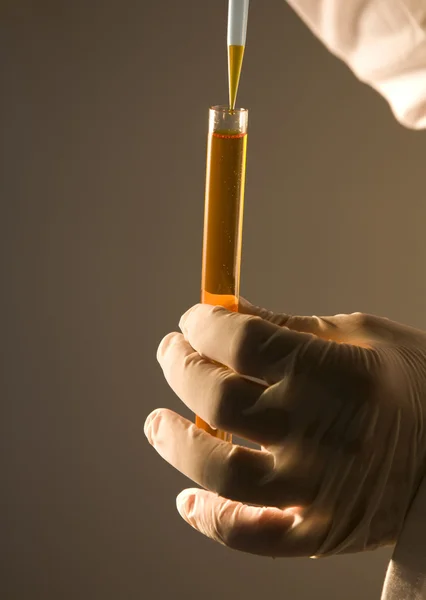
top-left (197, 105), bottom-right (249, 442)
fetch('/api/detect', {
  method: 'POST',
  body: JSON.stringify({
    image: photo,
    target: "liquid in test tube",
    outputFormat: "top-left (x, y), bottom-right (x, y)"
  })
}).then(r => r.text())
top-left (196, 105), bottom-right (249, 442)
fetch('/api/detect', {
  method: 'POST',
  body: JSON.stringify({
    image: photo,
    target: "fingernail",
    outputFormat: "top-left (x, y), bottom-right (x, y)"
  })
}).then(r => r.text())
top-left (144, 409), bottom-right (162, 445)
top-left (179, 305), bottom-right (198, 334)
top-left (156, 337), bottom-right (167, 362)
top-left (156, 332), bottom-right (179, 362)
top-left (176, 490), bottom-right (196, 520)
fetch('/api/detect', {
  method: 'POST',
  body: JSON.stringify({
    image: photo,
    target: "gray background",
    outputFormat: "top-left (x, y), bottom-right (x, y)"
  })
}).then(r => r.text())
top-left (2, 1), bottom-right (426, 599)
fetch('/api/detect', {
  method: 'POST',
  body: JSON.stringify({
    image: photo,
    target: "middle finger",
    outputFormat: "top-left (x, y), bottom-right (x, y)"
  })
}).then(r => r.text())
top-left (157, 331), bottom-right (270, 443)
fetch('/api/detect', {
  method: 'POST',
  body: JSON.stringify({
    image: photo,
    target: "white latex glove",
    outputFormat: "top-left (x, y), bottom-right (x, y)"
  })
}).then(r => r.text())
top-left (145, 299), bottom-right (426, 558)
top-left (286, 0), bottom-right (426, 129)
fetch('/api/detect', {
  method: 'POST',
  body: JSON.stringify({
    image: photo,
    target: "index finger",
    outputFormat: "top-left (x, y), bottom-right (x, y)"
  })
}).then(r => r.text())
top-left (179, 304), bottom-right (322, 384)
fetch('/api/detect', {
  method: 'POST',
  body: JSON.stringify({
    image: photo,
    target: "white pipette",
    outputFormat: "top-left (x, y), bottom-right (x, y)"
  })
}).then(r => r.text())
top-left (227, 0), bottom-right (250, 110)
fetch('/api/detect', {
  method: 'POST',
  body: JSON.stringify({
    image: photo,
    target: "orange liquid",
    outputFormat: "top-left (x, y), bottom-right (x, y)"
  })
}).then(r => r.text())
top-left (228, 45), bottom-right (245, 110)
top-left (197, 129), bottom-right (247, 442)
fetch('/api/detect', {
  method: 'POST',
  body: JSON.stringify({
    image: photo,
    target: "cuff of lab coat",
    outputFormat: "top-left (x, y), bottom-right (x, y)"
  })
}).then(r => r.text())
top-left (372, 69), bottom-right (426, 130)
top-left (381, 472), bottom-right (426, 599)
top-left (354, 37), bottom-right (426, 131)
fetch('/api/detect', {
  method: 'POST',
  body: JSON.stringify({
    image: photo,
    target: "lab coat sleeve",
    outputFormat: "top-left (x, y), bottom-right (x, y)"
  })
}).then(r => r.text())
top-left (381, 473), bottom-right (426, 599)
top-left (286, 0), bottom-right (426, 129)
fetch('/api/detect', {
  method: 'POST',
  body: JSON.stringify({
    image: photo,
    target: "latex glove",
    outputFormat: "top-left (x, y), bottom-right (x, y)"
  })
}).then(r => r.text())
top-left (145, 299), bottom-right (426, 558)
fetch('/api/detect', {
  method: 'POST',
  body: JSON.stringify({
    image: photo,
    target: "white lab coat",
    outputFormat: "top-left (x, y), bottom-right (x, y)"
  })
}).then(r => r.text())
top-left (286, 1), bottom-right (426, 597)
top-left (287, 0), bottom-right (426, 129)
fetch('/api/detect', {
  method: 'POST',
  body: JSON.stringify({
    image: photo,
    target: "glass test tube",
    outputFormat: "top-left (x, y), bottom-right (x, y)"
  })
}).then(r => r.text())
top-left (197, 105), bottom-right (249, 443)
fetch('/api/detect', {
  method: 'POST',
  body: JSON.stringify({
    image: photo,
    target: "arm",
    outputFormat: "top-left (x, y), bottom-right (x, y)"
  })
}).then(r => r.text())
top-left (287, 0), bottom-right (426, 129)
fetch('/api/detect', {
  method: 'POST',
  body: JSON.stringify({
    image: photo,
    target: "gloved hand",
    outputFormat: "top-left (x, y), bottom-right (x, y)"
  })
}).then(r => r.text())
top-left (144, 298), bottom-right (426, 558)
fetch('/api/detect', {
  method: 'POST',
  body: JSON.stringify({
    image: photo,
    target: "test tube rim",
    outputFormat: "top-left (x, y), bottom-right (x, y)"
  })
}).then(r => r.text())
top-left (210, 104), bottom-right (248, 114)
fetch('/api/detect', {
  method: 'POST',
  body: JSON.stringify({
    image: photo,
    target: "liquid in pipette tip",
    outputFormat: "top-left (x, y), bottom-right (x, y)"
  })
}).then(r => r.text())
top-left (228, 44), bottom-right (245, 110)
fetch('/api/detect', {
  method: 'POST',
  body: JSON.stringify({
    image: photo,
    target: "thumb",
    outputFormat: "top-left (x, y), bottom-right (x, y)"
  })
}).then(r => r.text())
top-left (239, 297), bottom-right (415, 347)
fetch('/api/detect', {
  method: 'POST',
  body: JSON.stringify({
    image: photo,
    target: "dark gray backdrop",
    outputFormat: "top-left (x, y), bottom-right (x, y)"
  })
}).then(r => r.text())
top-left (2, 1), bottom-right (426, 599)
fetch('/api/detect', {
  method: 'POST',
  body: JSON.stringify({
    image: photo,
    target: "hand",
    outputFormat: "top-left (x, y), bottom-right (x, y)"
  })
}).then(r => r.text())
top-left (144, 298), bottom-right (426, 558)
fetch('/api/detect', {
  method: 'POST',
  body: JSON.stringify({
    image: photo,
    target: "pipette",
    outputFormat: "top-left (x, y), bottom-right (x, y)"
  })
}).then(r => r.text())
top-left (228, 0), bottom-right (249, 110)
